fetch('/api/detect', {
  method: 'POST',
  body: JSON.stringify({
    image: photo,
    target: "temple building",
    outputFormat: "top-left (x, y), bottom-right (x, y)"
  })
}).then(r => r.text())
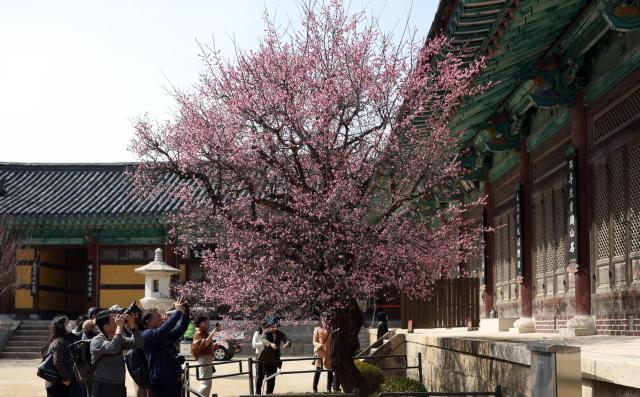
top-left (431, 0), bottom-right (640, 336)
top-left (0, 163), bottom-right (203, 319)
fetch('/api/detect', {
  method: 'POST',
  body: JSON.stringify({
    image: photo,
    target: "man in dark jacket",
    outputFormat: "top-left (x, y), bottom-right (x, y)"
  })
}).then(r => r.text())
top-left (141, 299), bottom-right (190, 397)
top-left (375, 311), bottom-right (389, 347)
top-left (257, 319), bottom-right (290, 394)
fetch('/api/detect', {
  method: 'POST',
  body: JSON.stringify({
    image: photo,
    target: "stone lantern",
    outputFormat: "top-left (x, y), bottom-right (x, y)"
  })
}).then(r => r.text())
top-left (135, 248), bottom-right (179, 312)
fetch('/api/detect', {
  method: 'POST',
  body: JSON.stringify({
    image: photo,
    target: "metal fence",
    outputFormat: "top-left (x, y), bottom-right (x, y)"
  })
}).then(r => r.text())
top-left (181, 353), bottom-right (423, 396)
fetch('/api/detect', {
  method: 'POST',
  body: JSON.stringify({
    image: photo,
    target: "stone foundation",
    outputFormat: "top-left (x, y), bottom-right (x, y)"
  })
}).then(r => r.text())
top-left (370, 330), bottom-right (640, 397)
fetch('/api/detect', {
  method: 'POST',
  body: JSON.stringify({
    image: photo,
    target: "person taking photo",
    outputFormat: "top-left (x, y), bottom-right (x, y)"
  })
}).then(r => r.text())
top-left (141, 298), bottom-right (190, 397)
top-left (191, 316), bottom-right (216, 397)
top-left (90, 310), bottom-right (142, 397)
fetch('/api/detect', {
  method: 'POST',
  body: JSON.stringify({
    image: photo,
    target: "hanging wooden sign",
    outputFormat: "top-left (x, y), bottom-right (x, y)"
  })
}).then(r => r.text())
top-left (515, 183), bottom-right (523, 282)
top-left (87, 261), bottom-right (94, 300)
top-left (30, 250), bottom-right (40, 296)
top-left (481, 210), bottom-right (487, 288)
top-left (566, 145), bottom-right (578, 266)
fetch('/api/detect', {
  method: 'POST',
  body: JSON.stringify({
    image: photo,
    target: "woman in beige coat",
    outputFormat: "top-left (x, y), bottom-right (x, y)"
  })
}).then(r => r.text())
top-left (312, 313), bottom-right (340, 393)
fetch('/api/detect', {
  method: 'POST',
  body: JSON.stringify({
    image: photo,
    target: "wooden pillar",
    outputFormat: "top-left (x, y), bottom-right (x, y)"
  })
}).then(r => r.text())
top-left (164, 243), bottom-right (177, 268)
top-left (87, 236), bottom-right (98, 310)
top-left (483, 169), bottom-right (494, 317)
top-left (519, 140), bottom-right (533, 319)
top-left (572, 90), bottom-right (592, 317)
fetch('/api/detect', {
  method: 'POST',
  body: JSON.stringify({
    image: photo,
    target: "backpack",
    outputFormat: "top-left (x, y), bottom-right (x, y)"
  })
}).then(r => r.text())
top-left (125, 348), bottom-right (151, 388)
top-left (67, 339), bottom-right (95, 384)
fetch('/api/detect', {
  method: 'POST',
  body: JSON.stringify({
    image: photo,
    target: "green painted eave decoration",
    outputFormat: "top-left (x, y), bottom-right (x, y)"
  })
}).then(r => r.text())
top-left (489, 152), bottom-right (519, 183)
top-left (5, 216), bottom-right (168, 227)
top-left (586, 44), bottom-right (640, 104)
top-left (602, 2), bottom-right (640, 32)
top-left (526, 108), bottom-right (571, 151)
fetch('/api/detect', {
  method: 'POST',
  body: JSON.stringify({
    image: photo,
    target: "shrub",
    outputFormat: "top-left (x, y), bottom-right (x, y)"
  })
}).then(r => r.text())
top-left (354, 360), bottom-right (385, 393)
top-left (379, 376), bottom-right (427, 393)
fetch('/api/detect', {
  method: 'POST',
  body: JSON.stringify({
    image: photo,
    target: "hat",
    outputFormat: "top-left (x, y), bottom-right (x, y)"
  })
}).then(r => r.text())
top-left (88, 307), bottom-right (101, 319)
top-left (109, 304), bottom-right (124, 313)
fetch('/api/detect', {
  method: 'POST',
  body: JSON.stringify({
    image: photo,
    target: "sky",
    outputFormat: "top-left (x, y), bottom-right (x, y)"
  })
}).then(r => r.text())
top-left (0, 0), bottom-right (437, 163)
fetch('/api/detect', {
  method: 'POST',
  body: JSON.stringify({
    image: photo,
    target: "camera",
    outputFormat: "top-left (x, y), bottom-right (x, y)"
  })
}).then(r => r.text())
top-left (123, 301), bottom-right (142, 316)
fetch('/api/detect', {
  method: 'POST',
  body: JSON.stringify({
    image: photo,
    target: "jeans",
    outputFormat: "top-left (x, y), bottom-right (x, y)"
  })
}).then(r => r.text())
top-left (263, 363), bottom-right (278, 394)
top-left (197, 355), bottom-right (213, 397)
top-left (91, 381), bottom-right (126, 397)
top-left (255, 361), bottom-right (265, 394)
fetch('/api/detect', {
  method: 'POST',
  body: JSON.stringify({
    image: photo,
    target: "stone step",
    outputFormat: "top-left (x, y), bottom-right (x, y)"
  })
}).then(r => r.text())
top-left (4, 346), bottom-right (43, 353)
top-left (10, 335), bottom-right (49, 342)
top-left (6, 340), bottom-right (46, 347)
top-left (0, 352), bottom-right (41, 360)
top-left (15, 330), bottom-right (49, 336)
top-left (19, 324), bottom-right (50, 330)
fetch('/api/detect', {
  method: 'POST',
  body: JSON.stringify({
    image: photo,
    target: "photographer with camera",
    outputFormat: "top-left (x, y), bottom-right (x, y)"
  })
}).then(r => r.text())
top-left (141, 298), bottom-right (190, 397)
top-left (90, 310), bottom-right (143, 397)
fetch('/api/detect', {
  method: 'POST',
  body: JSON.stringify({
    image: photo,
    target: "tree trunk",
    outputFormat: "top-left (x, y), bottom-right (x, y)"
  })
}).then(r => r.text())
top-left (331, 299), bottom-right (369, 397)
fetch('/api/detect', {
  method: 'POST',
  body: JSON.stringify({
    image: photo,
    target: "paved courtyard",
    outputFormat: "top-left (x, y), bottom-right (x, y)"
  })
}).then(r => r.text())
top-left (0, 356), bottom-right (317, 397)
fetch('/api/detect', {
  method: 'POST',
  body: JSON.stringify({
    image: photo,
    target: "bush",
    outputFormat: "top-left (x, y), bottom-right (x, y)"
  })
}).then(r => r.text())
top-left (380, 376), bottom-right (427, 393)
top-left (354, 360), bottom-right (384, 393)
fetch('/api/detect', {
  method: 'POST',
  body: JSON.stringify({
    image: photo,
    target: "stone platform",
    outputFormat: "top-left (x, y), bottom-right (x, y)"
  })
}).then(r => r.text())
top-left (368, 327), bottom-right (640, 396)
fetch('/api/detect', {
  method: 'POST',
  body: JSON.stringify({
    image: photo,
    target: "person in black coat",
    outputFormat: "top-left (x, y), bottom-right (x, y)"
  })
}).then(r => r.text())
top-left (375, 311), bottom-right (388, 347)
top-left (256, 320), bottom-right (290, 394)
top-left (45, 315), bottom-right (78, 397)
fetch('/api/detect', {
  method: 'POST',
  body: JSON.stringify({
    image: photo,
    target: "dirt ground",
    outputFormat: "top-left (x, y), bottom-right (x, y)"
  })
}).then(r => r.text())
top-left (0, 356), bottom-right (323, 397)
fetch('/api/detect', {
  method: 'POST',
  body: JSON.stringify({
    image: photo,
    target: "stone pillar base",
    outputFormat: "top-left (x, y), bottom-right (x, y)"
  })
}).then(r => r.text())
top-left (509, 317), bottom-right (535, 334)
top-left (560, 315), bottom-right (596, 336)
top-left (140, 297), bottom-right (175, 312)
top-left (479, 318), bottom-right (517, 332)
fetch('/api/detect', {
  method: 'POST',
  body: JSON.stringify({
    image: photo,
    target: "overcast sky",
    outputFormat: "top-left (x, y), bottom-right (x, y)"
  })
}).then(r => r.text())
top-left (0, 1), bottom-right (437, 163)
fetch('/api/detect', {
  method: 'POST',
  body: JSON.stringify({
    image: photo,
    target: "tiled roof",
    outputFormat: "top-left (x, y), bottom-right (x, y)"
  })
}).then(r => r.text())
top-left (0, 163), bottom-right (183, 219)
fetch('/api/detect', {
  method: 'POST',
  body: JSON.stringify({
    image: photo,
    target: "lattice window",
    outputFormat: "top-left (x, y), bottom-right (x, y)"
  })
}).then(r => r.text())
top-left (534, 198), bottom-right (545, 276)
top-left (544, 192), bottom-right (555, 273)
top-left (593, 164), bottom-right (610, 261)
top-left (533, 144), bottom-right (568, 183)
top-left (629, 145), bottom-right (640, 253)
top-left (610, 153), bottom-right (626, 258)
top-left (554, 188), bottom-right (567, 271)
top-left (592, 87), bottom-right (640, 146)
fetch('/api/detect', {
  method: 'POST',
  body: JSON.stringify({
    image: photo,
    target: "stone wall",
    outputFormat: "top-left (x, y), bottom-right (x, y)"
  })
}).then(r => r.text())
top-left (369, 330), bottom-right (640, 397)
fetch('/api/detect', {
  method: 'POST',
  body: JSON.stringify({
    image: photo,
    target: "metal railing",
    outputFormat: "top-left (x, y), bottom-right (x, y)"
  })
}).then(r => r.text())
top-left (378, 385), bottom-right (502, 397)
top-left (239, 391), bottom-right (359, 397)
top-left (181, 353), bottom-right (424, 396)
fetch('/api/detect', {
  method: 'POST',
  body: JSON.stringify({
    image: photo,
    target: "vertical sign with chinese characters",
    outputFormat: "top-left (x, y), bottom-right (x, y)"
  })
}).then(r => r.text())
top-left (567, 145), bottom-right (578, 265)
top-left (87, 261), bottom-right (94, 300)
top-left (515, 183), bottom-right (523, 282)
top-left (30, 250), bottom-right (40, 296)
top-left (481, 211), bottom-right (487, 287)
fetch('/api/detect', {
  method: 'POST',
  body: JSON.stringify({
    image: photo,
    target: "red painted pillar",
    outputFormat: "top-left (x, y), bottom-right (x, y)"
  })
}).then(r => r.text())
top-left (519, 141), bottom-right (533, 318)
top-left (483, 170), bottom-right (494, 317)
top-left (572, 91), bottom-right (591, 316)
top-left (87, 236), bottom-right (98, 310)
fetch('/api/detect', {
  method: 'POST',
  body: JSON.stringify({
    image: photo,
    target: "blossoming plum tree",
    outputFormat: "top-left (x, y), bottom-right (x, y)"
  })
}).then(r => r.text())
top-left (132, 2), bottom-right (486, 393)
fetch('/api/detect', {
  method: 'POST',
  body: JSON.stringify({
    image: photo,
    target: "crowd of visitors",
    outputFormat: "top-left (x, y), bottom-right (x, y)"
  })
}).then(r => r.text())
top-left (39, 305), bottom-right (380, 397)
top-left (38, 299), bottom-right (191, 397)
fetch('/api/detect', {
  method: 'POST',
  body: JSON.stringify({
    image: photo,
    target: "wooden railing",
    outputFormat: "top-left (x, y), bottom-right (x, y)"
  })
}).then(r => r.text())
top-left (401, 277), bottom-right (480, 329)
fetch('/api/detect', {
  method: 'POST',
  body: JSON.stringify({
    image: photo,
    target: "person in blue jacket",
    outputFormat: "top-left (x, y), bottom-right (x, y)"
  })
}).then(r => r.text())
top-left (141, 298), bottom-right (190, 397)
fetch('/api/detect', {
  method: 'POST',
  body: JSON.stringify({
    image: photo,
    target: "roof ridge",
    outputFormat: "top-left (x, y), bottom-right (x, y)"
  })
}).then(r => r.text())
top-left (0, 162), bottom-right (141, 171)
